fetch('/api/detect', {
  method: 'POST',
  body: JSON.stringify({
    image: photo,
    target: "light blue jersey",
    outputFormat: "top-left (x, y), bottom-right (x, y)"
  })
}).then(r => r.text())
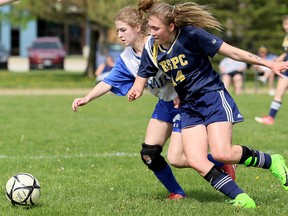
top-left (103, 45), bottom-right (181, 132)
top-left (103, 54), bottom-right (136, 96)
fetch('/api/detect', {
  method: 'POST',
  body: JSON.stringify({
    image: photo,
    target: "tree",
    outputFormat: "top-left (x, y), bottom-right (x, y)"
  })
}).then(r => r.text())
top-left (168, 0), bottom-right (287, 54)
top-left (9, 0), bottom-right (288, 76)
top-left (14, 0), bottom-right (136, 77)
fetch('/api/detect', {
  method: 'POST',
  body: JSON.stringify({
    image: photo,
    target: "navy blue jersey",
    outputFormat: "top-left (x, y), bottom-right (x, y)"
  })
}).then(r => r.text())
top-left (138, 26), bottom-right (225, 103)
top-left (283, 34), bottom-right (288, 53)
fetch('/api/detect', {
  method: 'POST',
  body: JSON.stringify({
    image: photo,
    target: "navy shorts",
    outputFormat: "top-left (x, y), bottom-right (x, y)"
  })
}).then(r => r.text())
top-left (224, 70), bottom-right (244, 78)
top-left (181, 89), bottom-right (244, 129)
top-left (283, 54), bottom-right (288, 76)
top-left (151, 99), bottom-right (181, 132)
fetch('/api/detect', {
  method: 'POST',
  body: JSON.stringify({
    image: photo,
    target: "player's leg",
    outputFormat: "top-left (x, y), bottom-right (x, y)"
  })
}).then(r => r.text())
top-left (207, 89), bottom-right (288, 207)
top-left (180, 90), bottom-right (255, 208)
top-left (167, 112), bottom-right (237, 180)
top-left (167, 131), bottom-right (227, 168)
top-left (167, 131), bottom-right (189, 168)
top-left (221, 74), bottom-right (232, 92)
top-left (267, 70), bottom-right (275, 96)
top-left (205, 122), bottom-right (255, 208)
top-left (232, 144), bottom-right (288, 191)
top-left (255, 76), bottom-right (288, 125)
top-left (181, 123), bottom-right (244, 203)
top-left (142, 115), bottom-right (186, 199)
top-left (232, 73), bottom-right (243, 95)
top-left (209, 89), bottom-right (288, 188)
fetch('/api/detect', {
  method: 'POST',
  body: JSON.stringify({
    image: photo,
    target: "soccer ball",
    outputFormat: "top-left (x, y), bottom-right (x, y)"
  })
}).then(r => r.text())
top-left (5, 173), bottom-right (41, 207)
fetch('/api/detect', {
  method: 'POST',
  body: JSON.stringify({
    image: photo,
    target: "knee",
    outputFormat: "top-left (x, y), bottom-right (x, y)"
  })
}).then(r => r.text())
top-left (167, 153), bottom-right (180, 168)
top-left (140, 143), bottom-right (167, 171)
top-left (167, 151), bottom-right (187, 168)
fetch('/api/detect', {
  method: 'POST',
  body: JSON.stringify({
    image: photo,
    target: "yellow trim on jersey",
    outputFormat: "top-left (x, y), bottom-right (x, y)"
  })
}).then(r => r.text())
top-left (283, 34), bottom-right (288, 52)
top-left (152, 43), bottom-right (158, 65)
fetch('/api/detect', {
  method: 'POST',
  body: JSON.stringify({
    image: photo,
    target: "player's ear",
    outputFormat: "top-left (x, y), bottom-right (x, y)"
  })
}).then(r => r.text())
top-left (169, 23), bottom-right (175, 32)
top-left (134, 24), bottom-right (142, 33)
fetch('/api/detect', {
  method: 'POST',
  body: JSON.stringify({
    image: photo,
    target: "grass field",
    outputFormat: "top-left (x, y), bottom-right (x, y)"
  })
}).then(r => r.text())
top-left (0, 71), bottom-right (287, 215)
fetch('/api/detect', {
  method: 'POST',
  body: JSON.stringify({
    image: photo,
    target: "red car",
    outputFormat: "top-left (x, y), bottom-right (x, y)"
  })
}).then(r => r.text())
top-left (28, 37), bottom-right (66, 69)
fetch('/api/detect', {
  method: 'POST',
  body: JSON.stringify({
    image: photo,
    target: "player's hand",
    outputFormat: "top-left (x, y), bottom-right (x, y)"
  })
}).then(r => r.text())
top-left (173, 96), bottom-right (181, 109)
top-left (72, 98), bottom-right (88, 112)
top-left (127, 89), bottom-right (142, 102)
top-left (270, 61), bottom-right (288, 79)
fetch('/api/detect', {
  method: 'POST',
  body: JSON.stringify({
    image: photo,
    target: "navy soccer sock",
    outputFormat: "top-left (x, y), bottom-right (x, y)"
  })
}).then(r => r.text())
top-left (207, 154), bottom-right (225, 167)
top-left (204, 166), bottom-right (243, 199)
top-left (239, 146), bottom-right (272, 168)
top-left (269, 100), bottom-right (282, 118)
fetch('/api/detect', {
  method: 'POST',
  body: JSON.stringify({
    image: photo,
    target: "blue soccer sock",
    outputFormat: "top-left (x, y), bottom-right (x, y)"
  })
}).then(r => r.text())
top-left (207, 154), bottom-right (225, 167)
top-left (154, 164), bottom-right (186, 196)
top-left (204, 166), bottom-right (243, 199)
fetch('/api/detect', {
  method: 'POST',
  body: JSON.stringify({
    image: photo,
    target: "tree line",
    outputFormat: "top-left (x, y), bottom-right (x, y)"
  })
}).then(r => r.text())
top-left (2, 0), bottom-right (287, 76)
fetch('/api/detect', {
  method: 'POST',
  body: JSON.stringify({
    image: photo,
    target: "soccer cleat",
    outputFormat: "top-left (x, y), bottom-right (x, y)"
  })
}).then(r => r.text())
top-left (166, 193), bottom-right (186, 200)
top-left (254, 116), bottom-right (274, 125)
top-left (269, 154), bottom-right (288, 190)
top-left (221, 164), bottom-right (237, 181)
top-left (227, 193), bottom-right (256, 209)
top-left (268, 89), bottom-right (275, 96)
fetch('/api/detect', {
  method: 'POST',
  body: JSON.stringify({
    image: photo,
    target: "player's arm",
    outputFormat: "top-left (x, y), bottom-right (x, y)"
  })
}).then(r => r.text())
top-left (0, 0), bottom-right (19, 6)
top-left (218, 42), bottom-right (288, 78)
top-left (72, 81), bottom-right (112, 112)
top-left (128, 76), bottom-right (148, 101)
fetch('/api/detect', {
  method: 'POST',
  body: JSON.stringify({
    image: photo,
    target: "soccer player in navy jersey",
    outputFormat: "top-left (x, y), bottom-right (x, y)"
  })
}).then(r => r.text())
top-left (72, 5), bottom-right (236, 200)
top-left (128, 0), bottom-right (288, 208)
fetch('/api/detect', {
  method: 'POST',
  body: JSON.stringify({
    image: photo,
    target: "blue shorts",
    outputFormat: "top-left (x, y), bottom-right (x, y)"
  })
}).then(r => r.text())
top-left (181, 89), bottom-right (244, 129)
top-left (151, 99), bottom-right (181, 132)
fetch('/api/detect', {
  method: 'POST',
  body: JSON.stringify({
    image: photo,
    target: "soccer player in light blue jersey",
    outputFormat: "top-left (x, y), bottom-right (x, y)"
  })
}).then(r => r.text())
top-left (128, 0), bottom-right (288, 208)
top-left (72, 6), bottom-right (236, 200)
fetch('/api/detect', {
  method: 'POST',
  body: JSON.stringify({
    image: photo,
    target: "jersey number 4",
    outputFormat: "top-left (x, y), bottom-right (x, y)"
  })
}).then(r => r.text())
top-left (172, 70), bottom-right (185, 86)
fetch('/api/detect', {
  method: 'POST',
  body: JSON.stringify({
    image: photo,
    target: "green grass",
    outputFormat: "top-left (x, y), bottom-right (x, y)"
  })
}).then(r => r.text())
top-left (0, 72), bottom-right (287, 215)
top-left (0, 70), bottom-right (95, 88)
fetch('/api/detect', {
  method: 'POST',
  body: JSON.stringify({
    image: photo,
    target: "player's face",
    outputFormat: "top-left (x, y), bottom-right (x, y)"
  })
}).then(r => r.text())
top-left (148, 15), bottom-right (175, 48)
top-left (283, 19), bottom-right (288, 33)
top-left (258, 50), bottom-right (267, 58)
top-left (115, 20), bottom-right (138, 47)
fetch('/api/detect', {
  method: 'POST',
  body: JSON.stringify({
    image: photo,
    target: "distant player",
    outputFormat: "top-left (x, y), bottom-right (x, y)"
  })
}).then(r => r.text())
top-left (255, 15), bottom-right (288, 125)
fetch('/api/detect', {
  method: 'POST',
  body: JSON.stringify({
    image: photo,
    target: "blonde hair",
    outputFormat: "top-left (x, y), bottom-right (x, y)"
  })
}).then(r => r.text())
top-left (115, 6), bottom-right (149, 35)
top-left (138, 0), bottom-right (223, 31)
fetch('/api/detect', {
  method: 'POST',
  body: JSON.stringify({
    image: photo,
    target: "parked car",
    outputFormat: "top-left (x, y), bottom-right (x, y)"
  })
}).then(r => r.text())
top-left (0, 43), bottom-right (9, 69)
top-left (28, 37), bottom-right (66, 69)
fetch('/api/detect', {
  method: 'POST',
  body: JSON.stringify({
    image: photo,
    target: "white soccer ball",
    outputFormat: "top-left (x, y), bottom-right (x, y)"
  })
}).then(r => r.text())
top-left (5, 173), bottom-right (41, 207)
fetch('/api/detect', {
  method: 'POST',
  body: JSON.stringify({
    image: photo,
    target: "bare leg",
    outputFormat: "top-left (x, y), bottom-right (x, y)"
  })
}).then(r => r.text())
top-left (232, 74), bottom-right (243, 95)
